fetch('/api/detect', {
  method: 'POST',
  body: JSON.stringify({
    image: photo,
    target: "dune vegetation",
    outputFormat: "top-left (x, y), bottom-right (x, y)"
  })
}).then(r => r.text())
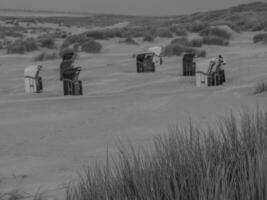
top-left (66, 108), bottom-right (267, 200)
top-left (1, 2), bottom-right (267, 200)
top-left (1, 2), bottom-right (267, 56)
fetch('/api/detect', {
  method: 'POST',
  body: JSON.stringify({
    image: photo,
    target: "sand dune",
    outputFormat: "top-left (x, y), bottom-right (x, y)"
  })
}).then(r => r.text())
top-left (0, 32), bottom-right (267, 199)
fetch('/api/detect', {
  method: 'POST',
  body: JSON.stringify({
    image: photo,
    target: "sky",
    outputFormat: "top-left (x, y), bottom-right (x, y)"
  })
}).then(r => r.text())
top-left (1, 0), bottom-right (258, 16)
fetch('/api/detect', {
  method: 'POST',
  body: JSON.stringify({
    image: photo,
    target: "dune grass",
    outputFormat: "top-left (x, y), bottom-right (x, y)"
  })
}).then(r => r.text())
top-left (253, 81), bottom-right (267, 94)
top-left (66, 107), bottom-right (267, 200)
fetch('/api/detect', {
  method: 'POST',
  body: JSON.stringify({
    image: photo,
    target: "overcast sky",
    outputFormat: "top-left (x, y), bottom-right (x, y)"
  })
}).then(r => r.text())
top-left (1, 0), bottom-right (257, 16)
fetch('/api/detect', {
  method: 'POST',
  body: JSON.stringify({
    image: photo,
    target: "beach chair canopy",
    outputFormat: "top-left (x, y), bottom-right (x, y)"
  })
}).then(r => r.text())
top-left (148, 46), bottom-right (162, 57)
top-left (24, 65), bottom-right (42, 78)
top-left (62, 51), bottom-right (76, 61)
top-left (136, 52), bottom-right (154, 62)
top-left (183, 53), bottom-right (195, 63)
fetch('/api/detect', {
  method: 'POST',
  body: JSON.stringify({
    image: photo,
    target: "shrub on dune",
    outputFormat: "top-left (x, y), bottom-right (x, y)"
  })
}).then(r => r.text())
top-left (86, 30), bottom-right (108, 40)
top-left (163, 37), bottom-right (206, 57)
top-left (186, 21), bottom-right (208, 33)
top-left (62, 34), bottom-right (90, 49)
top-left (155, 27), bottom-right (173, 38)
top-left (202, 36), bottom-right (229, 46)
top-left (6, 40), bottom-right (26, 54)
top-left (170, 37), bottom-right (191, 46)
top-left (200, 27), bottom-right (232, 39)
top-left (163, 43), bottom-right (185, 56)
top-left (81, 39), bottom-right (102, 53)
top-left (253, 33), bottom-right (267, 43)
top-left (190, 38), bottom-right (203, 47)
top-left (24, 38), bottom-right (39, 52)
top-left (7, 38), bottom-right (38, 54)
top-left (143, 34), bottom-right (155, 42)
top-left (39, 37), bottom-right (55, 49)
top-left (210, 21), bottom-right (241, 33)
top-left (170, 25), bottom-right (187, 36)
top-left (119, 37), bottom-right (139, 45)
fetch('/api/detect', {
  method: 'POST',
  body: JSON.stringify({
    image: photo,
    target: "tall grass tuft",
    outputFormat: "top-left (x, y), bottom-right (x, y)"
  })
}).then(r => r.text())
top-left (66, 108), bottom-right (267, 200)
top-left (253, 81), bottom-right (267, 94)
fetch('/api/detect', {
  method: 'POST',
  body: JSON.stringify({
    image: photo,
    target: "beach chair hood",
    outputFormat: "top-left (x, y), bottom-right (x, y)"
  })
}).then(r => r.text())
top-left (24, 65), bottom-right (42, 78)
top-left (148, 46), bottom-right (162, 57)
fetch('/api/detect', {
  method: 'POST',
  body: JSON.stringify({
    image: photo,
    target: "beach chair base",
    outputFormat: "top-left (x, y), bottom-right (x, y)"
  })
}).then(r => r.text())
top-left (63, 80), bottom-right (83, 96)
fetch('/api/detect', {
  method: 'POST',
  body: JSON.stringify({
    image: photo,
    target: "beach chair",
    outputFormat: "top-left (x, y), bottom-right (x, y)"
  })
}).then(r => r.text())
top-left (62, 67), bottom-right (83, 96)
top-left (136, 52), bottom-right (155, 73)
top-left (182, 53), bottom-right (196, 76)
top-left (196, 58), bottom-right (226, 87)
top-left (24, 65), bottom-right (43, 93)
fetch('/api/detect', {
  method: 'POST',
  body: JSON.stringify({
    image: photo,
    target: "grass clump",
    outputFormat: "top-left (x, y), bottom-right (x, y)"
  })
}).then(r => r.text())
top-left (253, 33), bottom-right (267, 43)
top-left (253, 81), bottom-right (267, 94)
top-left (34, 51), bottom-right (58, 61)
top-left (66, 107), bottom-right (267, 200)
top-left (81, 39), bottom-right (102, 53)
